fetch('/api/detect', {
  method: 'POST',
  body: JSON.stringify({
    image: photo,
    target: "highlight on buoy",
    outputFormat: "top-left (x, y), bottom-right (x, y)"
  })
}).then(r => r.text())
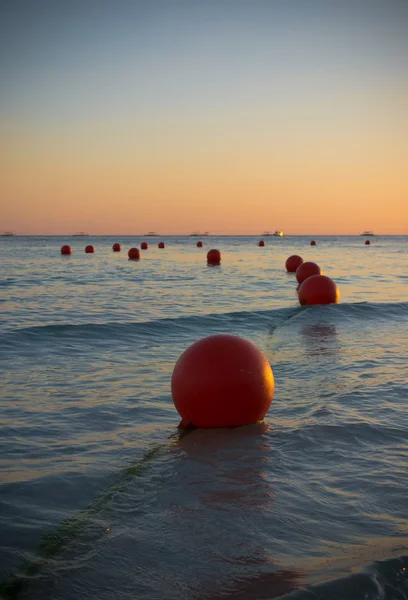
top-left (258, 240), bottom-right (265, 247)
top-left (112, 243), bottom-right (121, 252)
top-left (298, 274), bottom-right (340, 306)
top-left (61, 245), bottom-right (72, 255)
top-left (128, 247), bottom-right (140, 260)
top-left (197, 241), bottom-right (203, 248)
top-left (296, 261), bottom-right (321, 285)
top-left (365, 240), bottom-right (371, 245)
top-left (158, 242), bottom-right (165, 249)
top-left (171, 334), bottom-right (274, 429)
top-left (85, 245), bottom-right (94, 253)
top-left (141, 242), bottom-right (148, 250)
top-left (310, 240), bottom-right (316, 246)
top-left (285, 255), bottom-right (303, 272)
top-left (207, 249), bottom-right (221, 265)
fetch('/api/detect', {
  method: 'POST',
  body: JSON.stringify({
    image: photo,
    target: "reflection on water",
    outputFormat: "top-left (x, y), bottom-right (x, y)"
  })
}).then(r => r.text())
top-left (172, 424), bottom-right (304, 598)
top-left (178, 423), bottom-right (272, 509)
top-left (300, 323), bottom-right (339, 358)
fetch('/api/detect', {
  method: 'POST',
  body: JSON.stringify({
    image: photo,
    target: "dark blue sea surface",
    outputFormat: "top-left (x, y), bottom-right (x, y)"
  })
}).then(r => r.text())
top-left (0, 235), bottom-right (407, 599)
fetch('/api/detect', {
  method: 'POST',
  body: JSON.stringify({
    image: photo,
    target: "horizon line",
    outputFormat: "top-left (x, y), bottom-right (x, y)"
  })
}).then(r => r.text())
top-left (2, 233), bottom-right (406, 237)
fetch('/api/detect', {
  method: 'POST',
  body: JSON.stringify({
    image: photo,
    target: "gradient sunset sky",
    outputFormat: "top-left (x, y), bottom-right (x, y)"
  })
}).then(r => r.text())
top-left (1, 0), bottom-right (407, 235)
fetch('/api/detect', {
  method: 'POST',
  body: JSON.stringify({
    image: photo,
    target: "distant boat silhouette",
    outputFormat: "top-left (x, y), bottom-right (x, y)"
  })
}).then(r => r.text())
top-left (1, 232), bottom-right (15, 236)
top-left (145, 232), bottom-right (159, 236)
top-left (190, 232), bottom-right (209, 236)
top-left (72, 232), bottom-right (89, 236)
top-left (360, 231), bottom-right (375, 236)
top-left (262, 230), bottom-right (284, 237)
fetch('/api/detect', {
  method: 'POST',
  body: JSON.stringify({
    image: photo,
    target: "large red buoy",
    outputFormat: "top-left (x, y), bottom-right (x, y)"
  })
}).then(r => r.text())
top-left (158, 241), bottom-right (165, 249)
top-left (285, 255), bottom-right (303, 272)
top-left (207, 249), bottom-right (221, 264)
top-left (128, 247), bottom-right (140, 260)
top-left (112, 243), bottom-right (121, 252)
top-left (171, 334), bottom-right (274, 429)
top-left (61, 245), bottom-right (72, 255)
top-left (258, 240), bottom-right (265, 247)
top-left (85, 245), bottom-right (94, 253)
top-left (141, 242), bottom-right (148, 250)
top-left (310, 240), bottom-right (316, 246)
top-left (296, 261), bottom-right (321, 285)
top-left (298, 274), bottom-right (340, 306)
top-left (197, 241), bottom-right (203, 248)
top-left (365, 240), bottom-right (371, 245)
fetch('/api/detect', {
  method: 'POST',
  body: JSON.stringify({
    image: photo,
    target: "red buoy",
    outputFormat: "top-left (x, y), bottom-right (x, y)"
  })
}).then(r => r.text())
top-left (365, 240), bottom-right (371, 245)
top-left (171, 334), bottom-right (274, 429)
top-left (85, 245), bottom-right (94, 253)
top-left (310, 240), bottom-right (316, 246)
top-left (141, 242), bottom-right (148, 250)
top-left (112, 243), bottom-right (121, 252)
top-left (298, 274), bottom-right (340, 306)
top-left (258, 240), bottom-right (265, 247)
top-left (207, 249), bottom-right (221, 264)
top-left (197, 241), bottom-right (203, 248)
top-left (158, 241), bottom-right (165, 249)
top-left (285, 255), bottom-right (303, 272)
top-left (296, 261), bottom-right (321, 285)
top-left (61, 245), bottom-right (72, 255)
top-left (128, 247), bottom-right (140, 260)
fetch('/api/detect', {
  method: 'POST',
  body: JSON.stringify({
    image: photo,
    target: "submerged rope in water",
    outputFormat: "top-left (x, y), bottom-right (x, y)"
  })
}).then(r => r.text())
top-left (0, 439), bottom-right (176, 600)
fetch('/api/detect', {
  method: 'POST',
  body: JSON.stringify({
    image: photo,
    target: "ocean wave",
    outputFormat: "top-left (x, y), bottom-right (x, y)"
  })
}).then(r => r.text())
top-left (0, 306), bottom-right (298, 345)
top-left (1, 301), bottom-right (407, 343)
top-left (278, 554), bottom-right (408, 600)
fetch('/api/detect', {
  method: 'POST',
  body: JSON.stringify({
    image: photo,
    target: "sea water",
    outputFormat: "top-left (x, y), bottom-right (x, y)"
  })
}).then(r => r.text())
top-left (0, 235), bottom-right (407, 600)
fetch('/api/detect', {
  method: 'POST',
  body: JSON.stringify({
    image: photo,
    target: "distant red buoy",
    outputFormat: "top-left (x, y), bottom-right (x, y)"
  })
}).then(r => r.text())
top-left (61, 245), bottom-right (72, 255)
top-left (365, 240), bottom-right (371, 245)
top-left (296, 261), bottom-right (321, 285)
top-left (158, 241), bottom-right (165, 249)
top-left (197, 241), bottom-right (203, 248)
top-left (298, 274), bottom-right (340, 306)
top-left (128, 247), bottom-right (140, 260)
top-left (207, 249), bottom-right (221, 264)
top-left (310, 240), bottom-right (316, 246)
top-left (112, 243), bottom-right (121, 252)
top-left (171, 334), bottom-right (274, 429)
top-left (85, 245), bottom-right (94, 253)
top-left (258, 240), bottom-right (265, 247)
top-left (141, 242), bottom-right (148, 250)
top-left (285, 255), bottom-right (303, 272)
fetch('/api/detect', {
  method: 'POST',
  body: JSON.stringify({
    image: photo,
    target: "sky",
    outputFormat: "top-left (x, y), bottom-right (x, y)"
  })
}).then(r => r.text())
top-left (1, 0), bottom-right (407, 235)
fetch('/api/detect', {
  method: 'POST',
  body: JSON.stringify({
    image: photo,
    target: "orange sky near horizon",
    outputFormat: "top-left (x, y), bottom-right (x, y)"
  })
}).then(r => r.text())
top-left (1, 1), bottom-right (407, 235)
